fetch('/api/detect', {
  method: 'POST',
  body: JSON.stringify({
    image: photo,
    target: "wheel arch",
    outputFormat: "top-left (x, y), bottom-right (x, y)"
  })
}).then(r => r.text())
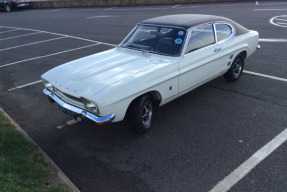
top-left (4, 3), bottom-right (12, 11)
top-left (124, 90), bottom-right (162, 119)
top-left (239, 50), bottom-right (247, 59)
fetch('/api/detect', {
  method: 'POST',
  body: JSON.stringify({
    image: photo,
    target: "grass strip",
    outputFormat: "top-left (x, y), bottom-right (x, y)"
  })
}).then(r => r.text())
top-left (0, 111), bottom-right (69, 192)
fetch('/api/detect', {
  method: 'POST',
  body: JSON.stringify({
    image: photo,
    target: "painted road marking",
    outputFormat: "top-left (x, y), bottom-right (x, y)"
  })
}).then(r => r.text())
top-left (104, 7), bottom-right (116, 11)
top-left (0, 43), bottom-right (100, 69)
top-left (0, 29), bottom-right (21, 34)
top-left (172, 4), bottom-right (181, 8)
top-left (24, 9), bottom-right (65, 13)
top-left (0, 26), bottom-right (116, 47)
top-left (67, 117), bottom-right (82, 125)
top-left (87, 15), bottom-right (117, 19)
top-left (259, 38), bottom-right (287, 42)
top-left (270, 15), bottom-right (287, 28)
top-left (244, 71), bottom-right (287, 83)
top-left (177, 4), bottom-right (245, 9)
top-left (275, 18), bottom-right (287, 22)
top-left (256, 1), bottom-right (258, 5)
top-left (0, 37), bottom-right (67, 52)
top-left (57, 125), bottom-right (64, 129)
top-left (257, 2), bottom-right (287, 6)
top-left (113, 7), bottom-right (175, 11)
top-left (8, 80), bottom-right (42, 92)
top-left (56, 117), bottom-right (82, 129)
top-left (0, 32), bottom-right (43, 41)
top-left (255, 9), bottom-right (287, 11)
top-left (210, 128), bottom-right (287, 192)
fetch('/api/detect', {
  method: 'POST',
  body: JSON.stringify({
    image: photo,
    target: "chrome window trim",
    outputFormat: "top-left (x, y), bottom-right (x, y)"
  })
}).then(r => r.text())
top-left (119, 24), bottom-right (188, 57)
top-left (182, 21), bottom-right (236, 56)
top-left (213, 22), bottom-right (236, 43)
top-left (183, 23), bottom-right (216, 56)
top-left (213, 24), bottom-right (218, 42)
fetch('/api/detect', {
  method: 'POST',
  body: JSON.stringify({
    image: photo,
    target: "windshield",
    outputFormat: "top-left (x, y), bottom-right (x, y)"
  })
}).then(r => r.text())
top-left (120, 25), bottom-right (187, 57)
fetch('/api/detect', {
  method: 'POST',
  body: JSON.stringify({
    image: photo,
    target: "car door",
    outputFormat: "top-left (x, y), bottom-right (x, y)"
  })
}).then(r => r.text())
top-left (179, 24), bottom-right (223, 93)
top-left (214, 23), bottom-right (236, 72)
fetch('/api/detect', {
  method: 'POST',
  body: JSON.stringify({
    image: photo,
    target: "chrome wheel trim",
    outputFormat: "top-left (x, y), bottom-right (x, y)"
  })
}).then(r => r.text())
top-left (142, 100), bottom-right (152, 126)
top-left (5, 5), bottom-right (11, 12)
top-left (233, 58), bottom-right (242, 77)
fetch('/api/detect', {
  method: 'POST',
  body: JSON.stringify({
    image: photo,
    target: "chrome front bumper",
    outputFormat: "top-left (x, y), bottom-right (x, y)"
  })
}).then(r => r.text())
top-left (43, 88), bottom-right (115, 124)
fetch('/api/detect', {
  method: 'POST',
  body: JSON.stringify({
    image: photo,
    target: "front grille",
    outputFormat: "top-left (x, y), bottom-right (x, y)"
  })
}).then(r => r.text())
top-left (62, 92), bottom-right (83, 103)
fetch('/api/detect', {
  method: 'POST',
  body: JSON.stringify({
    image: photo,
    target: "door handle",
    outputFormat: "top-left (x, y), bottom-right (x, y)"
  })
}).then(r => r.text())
top-left (214, 48), bottom-right (221, 52)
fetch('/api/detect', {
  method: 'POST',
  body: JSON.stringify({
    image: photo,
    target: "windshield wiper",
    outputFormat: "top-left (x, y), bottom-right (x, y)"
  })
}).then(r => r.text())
top-left (120, 44), bottom-right (142, 50)
top-left (121, 44), bottom-right (153, 54)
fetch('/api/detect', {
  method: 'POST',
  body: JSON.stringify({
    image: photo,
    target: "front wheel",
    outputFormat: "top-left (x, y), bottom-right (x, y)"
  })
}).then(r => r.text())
top-left (129, 94), bottom-right (154, 134)
top-left (224, 54), bottom-right (244, 81)
top-left (4, 4), bottom-right (12, 12)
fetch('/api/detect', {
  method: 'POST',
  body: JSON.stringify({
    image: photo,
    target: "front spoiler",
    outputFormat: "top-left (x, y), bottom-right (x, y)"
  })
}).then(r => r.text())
top-left (43, 88), bottom-right (115, 124)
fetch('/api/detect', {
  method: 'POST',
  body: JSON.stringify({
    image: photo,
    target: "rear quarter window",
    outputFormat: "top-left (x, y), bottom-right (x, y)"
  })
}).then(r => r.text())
top-left (215, 24), bottom-right (232, 42)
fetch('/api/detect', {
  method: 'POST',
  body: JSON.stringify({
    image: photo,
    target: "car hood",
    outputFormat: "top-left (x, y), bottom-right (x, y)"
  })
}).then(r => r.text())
top-left (42, 48), bottom-right (173, 98)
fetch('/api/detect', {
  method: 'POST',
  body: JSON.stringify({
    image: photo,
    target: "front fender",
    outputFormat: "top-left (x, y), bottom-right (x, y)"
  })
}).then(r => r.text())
top-left (93, 61), bottom-right (179, 122)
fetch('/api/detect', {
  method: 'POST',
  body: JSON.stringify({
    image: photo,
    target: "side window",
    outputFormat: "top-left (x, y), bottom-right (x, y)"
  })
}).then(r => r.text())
top-left (185, 25), bottom-right (215, 54)
top-left (215, 24), bottom-right (232, 42)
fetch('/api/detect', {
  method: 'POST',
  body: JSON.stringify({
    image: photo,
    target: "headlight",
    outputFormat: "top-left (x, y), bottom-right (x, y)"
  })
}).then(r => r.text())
top-left (84, 99), bottom-right (99, 114)
top-left (43, 79), bottom-right (54, 91)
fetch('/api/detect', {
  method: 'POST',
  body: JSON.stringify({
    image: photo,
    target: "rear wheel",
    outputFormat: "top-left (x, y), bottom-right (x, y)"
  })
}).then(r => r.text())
top-left (129, 94), bottom-right (154, 134)
top-left (224, 54), bottom-right (244, 81)
top-left (4, 4), bottom-right (11, 12)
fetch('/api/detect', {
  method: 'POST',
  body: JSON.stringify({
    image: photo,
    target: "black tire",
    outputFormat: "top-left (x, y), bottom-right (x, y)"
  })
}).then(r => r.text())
top-left (129, 94), bottom-right (154, 134)
top-left (224, 54), bottom-right (244, 82)
top-left (4, 4), bottom-right (11, 12)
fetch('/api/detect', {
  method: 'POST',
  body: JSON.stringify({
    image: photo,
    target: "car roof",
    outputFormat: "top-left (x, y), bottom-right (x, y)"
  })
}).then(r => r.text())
top-left (139, 14), bottom-right (249, 36)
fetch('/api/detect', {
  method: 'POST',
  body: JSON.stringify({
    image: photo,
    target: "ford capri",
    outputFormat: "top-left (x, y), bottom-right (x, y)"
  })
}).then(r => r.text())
top-left (42, 14), bottom-right (259, 134)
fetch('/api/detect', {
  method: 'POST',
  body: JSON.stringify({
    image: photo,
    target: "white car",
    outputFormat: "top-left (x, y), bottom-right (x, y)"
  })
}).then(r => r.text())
top-left (42, 14), bottom-right (259, 133)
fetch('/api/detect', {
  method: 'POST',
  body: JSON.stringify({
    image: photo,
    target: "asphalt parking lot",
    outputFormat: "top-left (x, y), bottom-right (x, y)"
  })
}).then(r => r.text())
top-left (1, 1), bottom-right (287, 191)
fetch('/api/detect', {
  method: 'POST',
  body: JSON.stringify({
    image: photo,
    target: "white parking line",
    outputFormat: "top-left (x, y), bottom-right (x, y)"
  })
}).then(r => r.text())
top-left (177, 4), bottom-right (244, 9)
top-left (114, 7), bottom-right (172, 11)
top-left (8, 80), bottom-right (42, 91)
top-left (0, 37), bottom-right (67, 52)
top-left (0, 32), bottom-right (43, 41)
top-left (87, 15), bottom-right (117, 19)
top-left (56, 117), bottom-right (82, 129)
top-left (255, 9), bottom-right (287, 11)
top-left (0, 29), bottom-right (21, 34)
top-left (172, 4), bottom-right (181, 8)
top-left (256, 1), bottom-right (258, 5)
top-left (104, 7), bottom-right (116, 11)
top-left (259, 38), bottom-right (287, 42)
top-left (257, 2), bottom-right (287, 6)
top-left (67, 117), bottom-right (82, 125)
top-left (0, 43), bottom-right (100, 69)
top-left (25, 9), bottom-right (65, 13)
top-left (70, 9), bottom-right (106, 12)
top-left (244, 70), bottom-right (287, 83)
top-left (210, 128), bottom-right (287, 192)
top-left (0, 26), bottom-right (116, 47)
